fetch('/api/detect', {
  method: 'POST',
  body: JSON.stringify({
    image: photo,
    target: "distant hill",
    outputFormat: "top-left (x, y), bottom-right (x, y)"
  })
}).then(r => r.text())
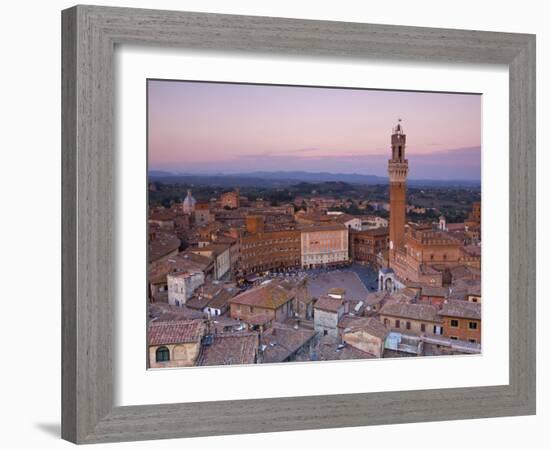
top-left (148, 170), bottom-right (480, 188)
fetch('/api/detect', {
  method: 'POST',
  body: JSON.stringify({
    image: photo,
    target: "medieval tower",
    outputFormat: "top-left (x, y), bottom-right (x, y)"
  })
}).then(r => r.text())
top-left (388, 119), bottom-right (408, 264)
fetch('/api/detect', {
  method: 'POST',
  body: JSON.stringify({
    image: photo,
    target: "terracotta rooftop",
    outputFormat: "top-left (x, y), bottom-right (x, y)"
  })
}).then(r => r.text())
top-left (148, 232), bottom-right (181, 263)
top-left (311, 336), bottom-right (376, 361)
top-left (446, 222), bottom-right (466, 232)
top-left (185, 295), bottom-right (212, 311)
top-left (229, 280), bottom-right (294, 310)
top-left (261, 324), bottom-right (317, 364)
top-left (191, 242), bottom-right (231, 257)
top-left (379, 302), bottom-right (441, 323)
top-left (208, 288), bottom-right (237, 310)
top-left (148, 252), bottom-right (213, 285)
top-left (147, 303), bottom-right (205, 323)
top-left (314, 295), bottom-right (343, 313)
top-left (356, 226), bottom-right (389, 236)
top-left (197, 332), bottom-right (258, 366)
top-left (439, 299), bottom-right (481, 320)
top-left (337, 314), bottom-right (365, 330)
top-left (342, 317), bottom-right (390, 340)
top-left (148, 320), bottom-right (205, 346)
top-left (364, 291), bottom-right (388, 306)
top-left (330, 213), bottom-right (358, 224)
top-left (451, 278), bottom-right (481, 296)
top-left (420, 286), bottom-right (449, 298)
top-left (149, 210), bottom-right (177, 222)
top-left (297, 222), bottom-right (348, 232)
top-left (213, 234), bottom-right (237, 245)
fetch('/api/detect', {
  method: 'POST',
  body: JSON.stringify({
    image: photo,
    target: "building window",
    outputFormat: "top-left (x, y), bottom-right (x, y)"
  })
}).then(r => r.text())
top-left (469, 321), bottom-right (478, 330)
top-left (420, 323), bottom-right (426, 332)
top-left (406, 321), bottom-right (411, 330)
top-left (155, 346), bottom-right (170, 362)
top-left (395, 320), bottom-right (400, 329)
top-left (450, 319), bottom-right (459, 328)
top-left (323, 330), bottom-right (328, 336)
top-left (450, 336), bottom-right (458, 340)
top-left (469, 339), bottom-right (477, 344)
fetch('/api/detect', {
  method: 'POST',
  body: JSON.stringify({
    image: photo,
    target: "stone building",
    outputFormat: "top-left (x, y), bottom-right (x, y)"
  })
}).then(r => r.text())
top-left (300, 223), bottom-right (349, 269)
top-left (388, 223), bottom-right (463, 288)
top-left (379, 302), bottom-right (443, 336)
top-left (148, 319), bottom-right (205, 368)
top-left (313, 295), bottom-right (345, 338)
top-left (212, 233), bottom-right (240, 275)
top-left (220, 188), bottom-right (240, 209)
top-left (439, 299), bottom-right (481, 343)
top-left (330, 213), bottom-right (362, 231)
top-left (350, 227), bottom-right (389, 268)
top-left (167, 270), bottom-right (205, 307)
top-left (149, 210), bottom-right (177, 231)
top-left (228, 280), bottom-right (295, 329)
top-left (191, 242), bottom-right (231, 280)
top-left (278, 276), bottom-right (314, 321)
top-left (148, 252), bottom-right (214, 302)
top-left (239, 217), bottom-right (301, 275)
top-left (361, 215), bottom-right (389, 230)
top-left (341, 317), bottom-right (390, 358)
top-left (194, 202), bottom-right (214, 226)
top-left (378, 121), bottom-right (471, 291)
top-left (460, 245), bottom-right (482, 269)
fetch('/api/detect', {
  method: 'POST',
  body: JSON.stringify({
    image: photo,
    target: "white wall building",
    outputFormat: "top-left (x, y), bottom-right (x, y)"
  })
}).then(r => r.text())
top-left (361, 216), bottom-right (389, 230)
top-left (313, 296), bottom-right (345, 338)
top-left (300, 225), bottom-right (349, 269)
top-left (192, 243), bottom-right (231, 280)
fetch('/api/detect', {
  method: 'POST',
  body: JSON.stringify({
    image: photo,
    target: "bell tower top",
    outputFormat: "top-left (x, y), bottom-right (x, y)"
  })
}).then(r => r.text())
top-left (391, 118), bottom-right (407, 163)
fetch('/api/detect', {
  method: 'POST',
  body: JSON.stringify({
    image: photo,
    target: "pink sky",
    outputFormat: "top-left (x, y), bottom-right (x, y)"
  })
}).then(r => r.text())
top-left (148, 80), bottom-right (481, 180)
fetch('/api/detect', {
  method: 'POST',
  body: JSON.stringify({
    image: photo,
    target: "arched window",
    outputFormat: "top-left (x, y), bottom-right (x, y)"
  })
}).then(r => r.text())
top-left (156, 346), bottom-right (170, 362)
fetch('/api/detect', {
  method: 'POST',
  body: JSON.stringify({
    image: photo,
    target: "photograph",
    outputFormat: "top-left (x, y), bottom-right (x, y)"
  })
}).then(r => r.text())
top-left (146, 80), bottom-right (482, 368)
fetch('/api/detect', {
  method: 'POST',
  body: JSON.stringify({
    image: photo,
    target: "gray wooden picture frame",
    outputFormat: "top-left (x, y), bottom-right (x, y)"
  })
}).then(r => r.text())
top-left (61, 4), bottom-right (536, 444)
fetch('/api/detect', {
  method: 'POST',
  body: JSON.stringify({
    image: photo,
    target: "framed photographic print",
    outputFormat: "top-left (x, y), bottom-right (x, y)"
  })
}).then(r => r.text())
top-left (62, 5), bottom-right (536, 444)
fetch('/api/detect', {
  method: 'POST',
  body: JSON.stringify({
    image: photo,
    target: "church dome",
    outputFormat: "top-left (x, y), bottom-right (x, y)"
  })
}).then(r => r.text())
top-left (182, 189), bottom-right (196, 213)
